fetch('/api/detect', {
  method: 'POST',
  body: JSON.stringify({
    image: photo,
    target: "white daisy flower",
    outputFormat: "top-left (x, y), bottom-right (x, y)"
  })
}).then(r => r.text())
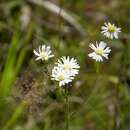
top-left (51, 56), bottom-right (80, 86)
top-left (101, 22), bottom-right (121, 39)
top-left (33, 45), bottom-right (54, 61)
top-left (51, 67), bottom-right (74, 86)
top-left (88, 41), bottom-right (111, 62)
top-left (56, 56), bottom-right (80, 76)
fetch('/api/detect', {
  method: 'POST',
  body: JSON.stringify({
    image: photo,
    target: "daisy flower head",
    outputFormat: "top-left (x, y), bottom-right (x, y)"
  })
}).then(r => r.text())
top-left (88, 41), bottom-right (111, 62)
top-left (51, 56), bottom-right (80, 87)
top-left (56, 56), bottom-right (80, 76)
top-left (33, 45), bottom-right (54, 61)
top-left (51, 66), bottom-right (74, 87)
top-left (101, 22), bottom-right (121, 39)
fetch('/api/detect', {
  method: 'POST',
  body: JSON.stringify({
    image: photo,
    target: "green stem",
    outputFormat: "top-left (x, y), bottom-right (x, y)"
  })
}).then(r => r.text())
top-left (65, 88), bottom-right (69, 130)
top-left (95, 62), bottom-right (100, 75)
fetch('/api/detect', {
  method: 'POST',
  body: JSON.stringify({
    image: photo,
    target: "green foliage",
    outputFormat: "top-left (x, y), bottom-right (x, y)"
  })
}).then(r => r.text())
top-left (0, 0), bottom-right (130, 130)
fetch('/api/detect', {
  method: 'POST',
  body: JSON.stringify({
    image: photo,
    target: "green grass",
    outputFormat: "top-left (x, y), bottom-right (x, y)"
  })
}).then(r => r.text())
top-left (0, 0), bottom-right (130, 130)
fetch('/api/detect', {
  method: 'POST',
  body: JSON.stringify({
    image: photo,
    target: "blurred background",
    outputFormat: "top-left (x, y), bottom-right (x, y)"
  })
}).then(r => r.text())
top-left (0, 0), bottom-right (130, 130)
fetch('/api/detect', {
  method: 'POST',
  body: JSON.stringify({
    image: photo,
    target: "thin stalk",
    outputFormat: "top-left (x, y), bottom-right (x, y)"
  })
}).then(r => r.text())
top-left (95, 62), bottom-right (100, 75)
top-left (65, 87), bottom-right (69, 130)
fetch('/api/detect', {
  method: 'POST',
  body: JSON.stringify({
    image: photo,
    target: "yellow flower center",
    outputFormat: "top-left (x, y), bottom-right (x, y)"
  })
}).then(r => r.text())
top-left (58, 74), bottom-right (65, 81)
top-left (108, 25), bottom-right (115, 33)
top-left (95, 49), bottom-right (104, 56)
top-left (41, 52), bottom-right (48, 60)
top-left (63, 64), bottom-right (71, 71)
